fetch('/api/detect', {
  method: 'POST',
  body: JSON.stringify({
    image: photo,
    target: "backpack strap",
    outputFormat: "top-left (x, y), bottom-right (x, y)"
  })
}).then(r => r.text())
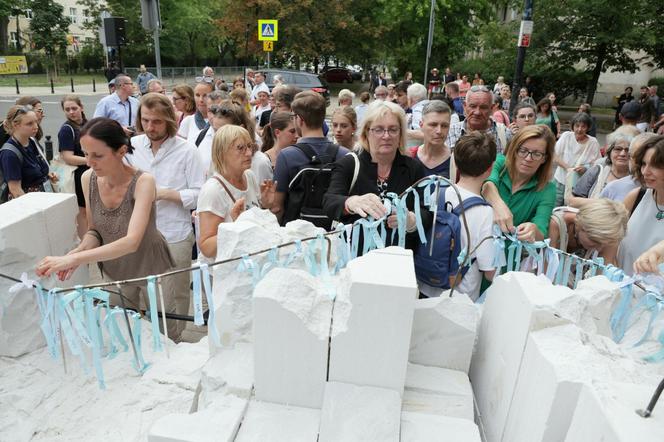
top-left (212, 175), bottom-right (237, 204)
top-left (195, 125), bottom-right (209, 147)
top-left (295, 142), bottom-right (339, 164)
top-left (0, 142), bottom-right (24, 164)
top-left (451, 196), bottom-right (490, 217)
top-left (348, 152), bottom-right (360, 194)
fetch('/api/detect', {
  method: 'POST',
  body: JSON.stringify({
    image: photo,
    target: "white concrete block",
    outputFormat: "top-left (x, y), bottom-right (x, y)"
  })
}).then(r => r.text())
top-left (503, 324), bottom-right (656, 442)
top-left (235, 207), bottom-right (281, 231)
top-left (329, 247), bottom-right (417, 393)
top-left (0, 193), bottom-right (83, 357)
top-left (409, 293), bottom-right (479, 373)
top-left (235, 399), bottom-right (320, 442)
top-left (253, 268), bottom-right (332, 409)
top-left (199, 342), bottom-right (253, 409)
top-left (211, 220), bottom-right (282, 350)
top-left (401, 411), bottom-right (481, 442)
top-left (565, 382), bottom-right (664, 442)
top-left (469, 272), bottom-right (577, 442)
top-left (402, 363), bottom-right (474, 421)
top-left (318, 381), bottom-right (401, 442)
top-left (561, 275), bottom-right (621, 338)
top-left (148, 394), bottom-right (248, 442)
top-left (142, 339), bottom-right (209, 391)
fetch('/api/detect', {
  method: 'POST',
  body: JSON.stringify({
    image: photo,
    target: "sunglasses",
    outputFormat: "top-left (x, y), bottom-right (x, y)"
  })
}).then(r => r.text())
top-left (11, 105), bottom-right (34, 120)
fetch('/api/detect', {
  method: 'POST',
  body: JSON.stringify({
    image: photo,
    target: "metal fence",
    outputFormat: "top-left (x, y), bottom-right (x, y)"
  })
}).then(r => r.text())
top-left (124, 66), bottom-right (250, 88)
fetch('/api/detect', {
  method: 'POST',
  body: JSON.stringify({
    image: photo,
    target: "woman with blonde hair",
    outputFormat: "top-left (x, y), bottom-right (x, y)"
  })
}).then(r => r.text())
top-left (482, 124), bottom-right (557, 241)
top-left (549, 198), bottom-right (628, 265)
top-left (331, 106), bottom-right (357, 150)
top-left (196, 125), bottom-right (276, 260)
top-left (323, 100), bottom-right (431, 252)
top-left (338, 89), bottom-right (355, 107)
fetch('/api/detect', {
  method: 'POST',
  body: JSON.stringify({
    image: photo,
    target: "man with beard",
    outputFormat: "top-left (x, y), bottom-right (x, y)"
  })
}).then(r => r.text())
top-left (126, 93), bottom-right (206, 340)
top-left (446, 85), bottom-right (511, 153)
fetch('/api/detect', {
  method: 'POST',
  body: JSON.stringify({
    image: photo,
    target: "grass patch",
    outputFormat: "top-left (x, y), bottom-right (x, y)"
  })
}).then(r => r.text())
top-left (0, 74), bottom-right (106, 87)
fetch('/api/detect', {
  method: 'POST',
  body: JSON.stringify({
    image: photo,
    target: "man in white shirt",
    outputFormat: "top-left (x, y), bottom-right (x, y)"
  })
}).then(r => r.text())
top-left (93, 74), bottom-right (139, 137)
top-left (250, 71), bottom-right (270, 104)
top-left (127, 93), bottom-right (206, 339)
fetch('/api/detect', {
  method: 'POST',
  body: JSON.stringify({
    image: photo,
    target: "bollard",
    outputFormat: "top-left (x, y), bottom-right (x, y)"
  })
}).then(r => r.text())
top-left (50, 78), bottom-right (54, 94)
top-left (70, 77), bottom-right (74, 93)
top-left (92, 78), bottom-right (96, 92)
top-left (44, 135), bottom-right (54, 161)
top-left (14, 78), bottom-right (19, 95)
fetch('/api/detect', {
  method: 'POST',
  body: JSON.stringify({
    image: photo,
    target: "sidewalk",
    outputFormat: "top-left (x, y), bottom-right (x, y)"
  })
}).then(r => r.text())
top-left (0, 83), bottom-right (108, 97)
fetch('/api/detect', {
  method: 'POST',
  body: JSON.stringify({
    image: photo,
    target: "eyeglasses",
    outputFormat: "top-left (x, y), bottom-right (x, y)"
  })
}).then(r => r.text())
top-left (375, 93), bottom-right (388, 98)
top-left (234, 143), bottom-right (258, 154)
top-left (196, 76), bottom-right (215, 84)
top-left (172, 96), bottom-right (184, 101)
top-left (369, 127), bottom-right (400, 137)
top-left (516, 147), bottom-right (546, 161)
top-left (612, 147), bottom-right (630, 154)
top-left (516, 113), bottom-right (536, 120)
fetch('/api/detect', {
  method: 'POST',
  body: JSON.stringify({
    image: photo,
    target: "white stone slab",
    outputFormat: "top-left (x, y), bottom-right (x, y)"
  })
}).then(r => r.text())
top-left (253, 268), bottom-right (332, 408)
top-left (0, 193), bottom-right (83, 357)
top-left (565, 382), bottom-right (664, 442)
top-left (402, 363), bottom-right (474, 421)
top-left (199, 342), bottom-right (253, 409)
top-left (329, 247), bottom-right (417, 393)
top-left (469, 272), bottom-right (576, 442)
top-left (401, 411), bottom-right (481, 442)
top-left (409, 293), bottom-right (479, 373)
top-left (235, 399), bottom-right (320, 442)
top-left (148, 394), bottom-right (248, 442)
top-left (503, 324), bottom-right (656, 442)
top-left (318, 381), bottom-right (401, 442)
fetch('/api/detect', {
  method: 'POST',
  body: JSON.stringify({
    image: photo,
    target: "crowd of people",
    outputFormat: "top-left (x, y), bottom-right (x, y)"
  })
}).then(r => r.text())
top-left (1, 64), bottom-right (663, 339)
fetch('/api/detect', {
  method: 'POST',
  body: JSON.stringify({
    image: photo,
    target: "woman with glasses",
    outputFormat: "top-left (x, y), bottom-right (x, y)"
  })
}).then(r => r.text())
top-left (0, 105), bottom-right (54, 200)
top-left (261, 111), bottom-right (298, 168)
top-left (567, 131), bottom-right (633, 206)
top-left (58, 95), bottom-right (89, 237)
top-left (323, 101), bottom-right (431, 252)
top-left (509, 102), bottom-right (537, 135)
top-left (196, 125), bottom-right (276, 260)
top-left (481, 124), bottom-right (556, 242)
top-left (171, 84), bottom-right (196, 129)
top-left (178, 80), bottom-right (214, 141)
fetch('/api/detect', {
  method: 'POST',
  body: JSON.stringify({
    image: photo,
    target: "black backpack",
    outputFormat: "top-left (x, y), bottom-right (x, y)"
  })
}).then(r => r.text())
top-left (283, 142), bottom-right (340, 230)
top-left (0, 143), bottom-right (24, 203)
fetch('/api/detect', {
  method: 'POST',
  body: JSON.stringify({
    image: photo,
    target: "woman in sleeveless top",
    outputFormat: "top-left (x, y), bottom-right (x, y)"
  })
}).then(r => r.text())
top-left (37, 118), bottom-right (176, 323)
top-left (619, 135), bottom-right (664, 275)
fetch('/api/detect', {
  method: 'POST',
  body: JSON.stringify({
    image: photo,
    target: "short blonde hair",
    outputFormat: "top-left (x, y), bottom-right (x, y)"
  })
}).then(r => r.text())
top-left (358, 100), bottom-right (407, 154)
top-left (576, 198), bottom-right (628, 246)
top-left (211, 125), bottom-right (253, 176)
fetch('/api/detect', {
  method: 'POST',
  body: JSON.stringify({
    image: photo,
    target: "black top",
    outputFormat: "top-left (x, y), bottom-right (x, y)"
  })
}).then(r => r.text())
top-left (323, 148), bottom-right (432, 252)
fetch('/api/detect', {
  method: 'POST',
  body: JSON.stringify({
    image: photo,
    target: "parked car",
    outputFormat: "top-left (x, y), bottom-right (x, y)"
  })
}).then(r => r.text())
top-left (263, 69), bottom-right (330, 106)
top-left (348, 65), bottom-right (363, 81)
top-left (321, 67), bottom-right (353, 84)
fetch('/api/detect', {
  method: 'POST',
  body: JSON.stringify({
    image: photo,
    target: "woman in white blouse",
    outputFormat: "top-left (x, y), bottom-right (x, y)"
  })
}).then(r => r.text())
top-left (196, 125), bottom-right (276, 260)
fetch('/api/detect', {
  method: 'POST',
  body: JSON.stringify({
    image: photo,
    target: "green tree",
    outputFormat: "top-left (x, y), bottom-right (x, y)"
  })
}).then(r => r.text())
top-left (29, 0), bottom-right (70, 78)
top-left (530, 0), bottom-right (659, 104)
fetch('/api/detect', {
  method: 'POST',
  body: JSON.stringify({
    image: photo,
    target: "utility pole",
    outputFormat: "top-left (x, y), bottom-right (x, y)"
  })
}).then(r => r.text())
top-left (140, 0), bottom-right (162, 78)
top-left (509, 0), bottom-right (534, 116)
top-left (423, 0), bottom-right (435, 85)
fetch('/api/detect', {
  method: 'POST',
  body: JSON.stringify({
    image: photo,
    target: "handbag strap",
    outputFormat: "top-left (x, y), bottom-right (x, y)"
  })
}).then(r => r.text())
top-left (212, 175), bottom-right (237, 204)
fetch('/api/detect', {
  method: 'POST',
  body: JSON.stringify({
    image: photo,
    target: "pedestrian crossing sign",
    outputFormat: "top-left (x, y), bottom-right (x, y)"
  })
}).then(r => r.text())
top-left (258, 19), bottom-right (278, 41)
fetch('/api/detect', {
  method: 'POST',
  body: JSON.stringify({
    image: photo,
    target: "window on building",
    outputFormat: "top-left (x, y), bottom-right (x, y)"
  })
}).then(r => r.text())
top-left (24, 9), bottom-right (33, 19)
top-left (69, 7), bottom-right (77, 24)
top-left (9, 32), bottom-right (17, 49)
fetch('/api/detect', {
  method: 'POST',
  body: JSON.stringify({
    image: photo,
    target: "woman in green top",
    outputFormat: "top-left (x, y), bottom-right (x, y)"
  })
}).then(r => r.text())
top-left (536, 98), bottom-right (560, 138)
top-left (482, 124), bottom-right (557, 242)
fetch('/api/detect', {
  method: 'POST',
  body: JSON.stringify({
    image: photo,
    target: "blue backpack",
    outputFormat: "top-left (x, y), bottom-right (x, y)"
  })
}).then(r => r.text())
top-left (414, 195), bottom-right (490, 289)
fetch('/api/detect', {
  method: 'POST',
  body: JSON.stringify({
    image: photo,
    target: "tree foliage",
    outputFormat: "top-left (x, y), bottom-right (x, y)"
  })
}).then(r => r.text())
top-left (29, 0), bottom-right (70, 77)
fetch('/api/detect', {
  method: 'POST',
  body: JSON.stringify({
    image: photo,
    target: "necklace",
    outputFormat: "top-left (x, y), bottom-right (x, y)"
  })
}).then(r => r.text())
top-left (655, 191), bottom-right (664, 221)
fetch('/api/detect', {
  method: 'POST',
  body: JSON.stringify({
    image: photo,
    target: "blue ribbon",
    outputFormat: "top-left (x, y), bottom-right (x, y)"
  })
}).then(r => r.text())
top-left (146, 276), bottom-right (163, 352)
top-left (130, 311), bottom-right (150, 373)
top-left (610, 282), bottom-right (634, 343)
top-left (237, 254), bottom-right (260, 286)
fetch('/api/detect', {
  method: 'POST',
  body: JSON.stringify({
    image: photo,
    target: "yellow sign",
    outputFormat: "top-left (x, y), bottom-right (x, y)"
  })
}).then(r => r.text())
top-left (263, 41), bottom-right (274, 52)
top-left (0, 56), bottom-right (28, 75)
top-left (258, 19), bottom-right (278, 41)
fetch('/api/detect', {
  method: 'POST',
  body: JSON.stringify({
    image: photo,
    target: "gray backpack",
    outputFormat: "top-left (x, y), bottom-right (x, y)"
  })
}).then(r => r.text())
top-left (0, 142), bottom-right (24, 203)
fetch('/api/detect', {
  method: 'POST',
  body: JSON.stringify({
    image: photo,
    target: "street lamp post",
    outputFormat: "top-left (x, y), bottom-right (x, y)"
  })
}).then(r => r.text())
top-left (509, 0), bottom-right (534, 116)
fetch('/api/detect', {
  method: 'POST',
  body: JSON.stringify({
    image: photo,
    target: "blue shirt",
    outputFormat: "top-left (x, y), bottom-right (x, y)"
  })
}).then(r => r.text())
top-left (0, 138), bottom-right (49, 189)
top-left (136, 72), bottom-right (156, 94)
top-left (93, 92), bottom-right (139, 127)
top-left (452, 97), bottom-right (464, 118)
top-left (274, 137), bottom-right (349, 193)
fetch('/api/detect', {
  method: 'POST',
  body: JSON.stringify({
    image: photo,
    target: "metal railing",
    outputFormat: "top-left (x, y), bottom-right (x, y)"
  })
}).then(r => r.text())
top-left (124, 66), bottom-right (251, 88)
